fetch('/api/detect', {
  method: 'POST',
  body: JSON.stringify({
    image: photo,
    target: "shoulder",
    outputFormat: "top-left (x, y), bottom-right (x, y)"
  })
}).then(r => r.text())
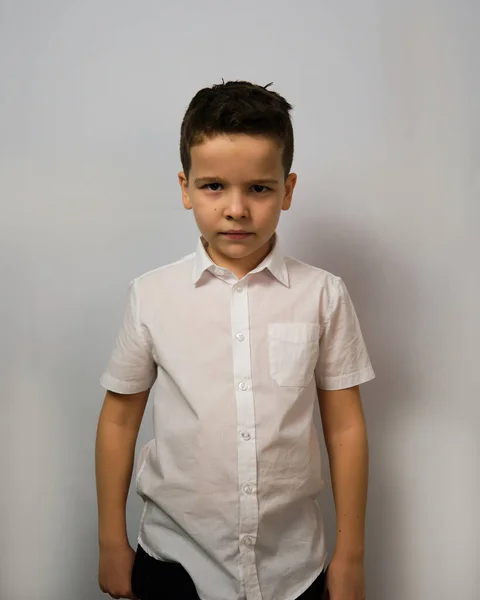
top-left (285, 255), bottom-right (342, 289)
top-left (284, 255), bottom-right (350, 317)
top-left (130, 252), bottom-right (195, 297)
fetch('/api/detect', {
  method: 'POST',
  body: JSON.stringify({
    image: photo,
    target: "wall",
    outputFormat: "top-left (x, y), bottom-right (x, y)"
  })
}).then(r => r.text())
top-left (1, 1), bottom-right (478, 598)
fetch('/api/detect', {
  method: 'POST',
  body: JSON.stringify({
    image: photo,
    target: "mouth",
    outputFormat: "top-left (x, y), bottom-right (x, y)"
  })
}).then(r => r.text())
top-left (220, 231), bottom-right (253, 240)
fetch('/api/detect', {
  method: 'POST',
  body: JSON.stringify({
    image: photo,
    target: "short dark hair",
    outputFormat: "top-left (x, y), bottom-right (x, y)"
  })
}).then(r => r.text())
top-left (180, 80), bottom-right (294, 181)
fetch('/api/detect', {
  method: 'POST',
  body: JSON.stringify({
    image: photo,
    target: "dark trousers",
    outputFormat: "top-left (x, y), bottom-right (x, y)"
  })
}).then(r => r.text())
top-left (132, 544), bottom-right (328, 600)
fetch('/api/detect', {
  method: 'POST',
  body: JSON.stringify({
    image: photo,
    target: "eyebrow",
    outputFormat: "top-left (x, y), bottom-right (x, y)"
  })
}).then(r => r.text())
top-left (194, 177), bottom-right (279, 186)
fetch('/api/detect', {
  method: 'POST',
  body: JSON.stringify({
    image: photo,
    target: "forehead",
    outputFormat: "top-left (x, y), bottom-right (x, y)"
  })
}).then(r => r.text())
top-left (190, 134), bottom-right (283, 178)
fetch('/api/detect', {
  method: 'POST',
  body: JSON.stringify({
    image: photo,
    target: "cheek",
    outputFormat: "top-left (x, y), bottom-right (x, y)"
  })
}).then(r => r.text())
top-left (192, 203), bottom-right (218, 224)
top-left (259, 200), bottom-right (282, 220)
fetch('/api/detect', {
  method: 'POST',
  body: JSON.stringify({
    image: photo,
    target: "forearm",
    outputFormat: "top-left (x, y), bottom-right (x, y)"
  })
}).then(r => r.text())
top-left (326, 423), bottom-right (369, 560)
top-left (95, 411), bottom-right (138, 548)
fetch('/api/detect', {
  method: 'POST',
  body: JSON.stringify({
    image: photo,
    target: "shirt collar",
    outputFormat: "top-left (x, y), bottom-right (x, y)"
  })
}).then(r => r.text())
top-left (192, 232), bottom-right (290, 287)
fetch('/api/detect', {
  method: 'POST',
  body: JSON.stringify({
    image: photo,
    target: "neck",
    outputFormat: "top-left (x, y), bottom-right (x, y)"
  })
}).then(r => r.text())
top-left (203, 234), bottom-right (276, 279)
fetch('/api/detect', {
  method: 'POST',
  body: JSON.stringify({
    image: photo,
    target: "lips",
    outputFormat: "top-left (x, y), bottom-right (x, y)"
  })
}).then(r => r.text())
top-left (221, 231), bottom-right (252, 240)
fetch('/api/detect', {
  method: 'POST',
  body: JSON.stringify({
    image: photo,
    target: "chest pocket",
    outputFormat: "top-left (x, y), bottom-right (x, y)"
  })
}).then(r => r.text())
top-left (268, 322), bottom-right (321, 387)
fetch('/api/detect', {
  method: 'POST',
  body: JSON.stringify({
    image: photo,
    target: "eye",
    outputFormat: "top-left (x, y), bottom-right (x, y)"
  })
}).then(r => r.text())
top-left (251, 185), bottom-right (271, 194)
top-left (202, 183), bottom-right (223, 192)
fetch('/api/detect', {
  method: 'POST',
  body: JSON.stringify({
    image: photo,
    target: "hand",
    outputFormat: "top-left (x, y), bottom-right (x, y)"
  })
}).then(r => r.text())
top-left (325, 554), bottom-right (365, 600)
top-left (98, 542), bottom-right (138, 599)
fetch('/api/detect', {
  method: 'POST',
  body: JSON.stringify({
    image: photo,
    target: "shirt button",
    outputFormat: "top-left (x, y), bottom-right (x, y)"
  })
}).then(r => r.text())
top-left (243, 483), bottom-right (254, 494)
top-left (239, 381), bottom-right (248, 391)
top-left (236, 287), bottom-right (244, 293)
top-left (244, 536), bottom-right (255, 547)
top-left (236, 333), bottom-right (245, 342)
top-left (241, 431), bottom-right (251, 441)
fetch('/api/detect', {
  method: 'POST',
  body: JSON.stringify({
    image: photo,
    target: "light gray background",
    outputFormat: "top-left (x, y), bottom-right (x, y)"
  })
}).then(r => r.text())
top-left (1, 1), bottom-right (479, 599)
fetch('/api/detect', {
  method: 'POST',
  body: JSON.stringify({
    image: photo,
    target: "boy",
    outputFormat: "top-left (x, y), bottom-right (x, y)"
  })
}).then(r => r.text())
top-left (96, 80), bottom-right (375, 600)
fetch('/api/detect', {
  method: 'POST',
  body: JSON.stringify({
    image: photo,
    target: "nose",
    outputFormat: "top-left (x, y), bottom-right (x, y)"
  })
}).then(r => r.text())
top-left (225, 191), bottom-right (249, 219)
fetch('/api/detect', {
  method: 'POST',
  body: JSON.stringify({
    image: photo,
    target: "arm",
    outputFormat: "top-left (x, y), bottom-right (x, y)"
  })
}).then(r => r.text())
top-left (96, 389), bottom-right (149, 547)
top-left (95, 389), bottom-right (149, 599)
top-left (318, 385), bottom-right (368, 599)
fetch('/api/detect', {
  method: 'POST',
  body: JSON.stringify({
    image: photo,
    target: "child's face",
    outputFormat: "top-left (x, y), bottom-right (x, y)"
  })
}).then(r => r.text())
top-left (178, 133), bottom-right (296, 277)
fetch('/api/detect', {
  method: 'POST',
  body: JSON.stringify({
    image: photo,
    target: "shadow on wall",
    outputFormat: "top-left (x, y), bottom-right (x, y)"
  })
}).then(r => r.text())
top-left (296, 213), bottom-right (416, 600)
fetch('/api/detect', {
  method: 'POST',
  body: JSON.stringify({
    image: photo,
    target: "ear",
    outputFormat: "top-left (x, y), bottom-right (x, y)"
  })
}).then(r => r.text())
top-left (281, 172), bottom-right (297, 211)
top-left (178, 171), bottom-right (192, 210)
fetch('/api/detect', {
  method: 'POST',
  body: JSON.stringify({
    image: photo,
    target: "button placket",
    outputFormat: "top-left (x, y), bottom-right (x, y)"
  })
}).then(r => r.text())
top-left (243, 483), bottom-right (254, 494)
top-left (230, 280), bottom-right (262, 599)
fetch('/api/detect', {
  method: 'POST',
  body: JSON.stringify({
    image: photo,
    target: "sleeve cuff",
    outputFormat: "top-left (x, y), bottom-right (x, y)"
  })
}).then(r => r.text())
top-left (316, 365), bottom-right (375, 391)
top-left (100, 372), bottom-right (153, 394)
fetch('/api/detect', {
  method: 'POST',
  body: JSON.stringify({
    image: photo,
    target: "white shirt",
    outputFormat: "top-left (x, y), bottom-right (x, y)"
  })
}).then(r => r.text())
top-left (100, 234), bottom-right (375, 600)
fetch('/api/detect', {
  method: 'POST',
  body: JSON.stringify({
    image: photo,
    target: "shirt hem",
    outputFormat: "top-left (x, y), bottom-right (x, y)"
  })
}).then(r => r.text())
top-left (137, 534), bottom-right (327, 600)
top-left (137, 534), bottom-right (164, 561)
top-left (277, 553), bottom-right (328, 600)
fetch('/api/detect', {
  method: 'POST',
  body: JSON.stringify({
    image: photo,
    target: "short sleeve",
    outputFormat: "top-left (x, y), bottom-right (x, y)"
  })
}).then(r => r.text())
top-left (315, 277), bottom-right (375, 390)
top-left (100, 280), bottom-right (157, 394)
